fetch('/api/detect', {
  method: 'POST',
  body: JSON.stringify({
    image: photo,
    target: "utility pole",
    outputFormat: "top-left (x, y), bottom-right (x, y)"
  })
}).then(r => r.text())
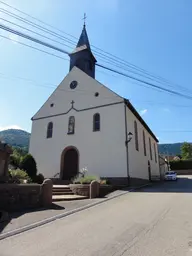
top-left (163, 145), bottom-right (170, 171)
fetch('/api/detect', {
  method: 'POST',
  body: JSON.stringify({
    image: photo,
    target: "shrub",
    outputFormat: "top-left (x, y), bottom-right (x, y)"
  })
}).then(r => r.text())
top-left (20, 154), bottom-right (37, 179)
top-left (78, 175), bottom-right (100, 184)
top-left (33, 173), bottom-right (44, 184)
top-left (170, 160), bottom-right (192, 170)
top-left (9, 169), bottom-right (31, 184)
top-left (9, 153), bottom-right (21, 169)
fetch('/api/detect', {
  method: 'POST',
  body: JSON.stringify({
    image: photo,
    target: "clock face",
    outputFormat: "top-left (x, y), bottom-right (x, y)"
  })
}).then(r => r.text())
top-left (70, 80), bottom-right (78, 89)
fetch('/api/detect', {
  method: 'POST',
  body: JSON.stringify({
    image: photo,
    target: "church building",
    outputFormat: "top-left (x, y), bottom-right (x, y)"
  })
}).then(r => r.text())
top-left (29, 24), bottom-right (160, 185)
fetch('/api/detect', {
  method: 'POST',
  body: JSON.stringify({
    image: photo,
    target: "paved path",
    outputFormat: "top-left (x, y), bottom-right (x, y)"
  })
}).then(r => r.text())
top-left (0, 187), bottom-right (131, 235)
top-left (1, 176), bottom-right (192, 255)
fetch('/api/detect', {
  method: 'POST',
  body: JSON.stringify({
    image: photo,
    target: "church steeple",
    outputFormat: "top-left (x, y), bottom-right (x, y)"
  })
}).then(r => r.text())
top-left (76, 24), bottom-right (91, 49)
top-left (69, 23), bottom-right (97, 78)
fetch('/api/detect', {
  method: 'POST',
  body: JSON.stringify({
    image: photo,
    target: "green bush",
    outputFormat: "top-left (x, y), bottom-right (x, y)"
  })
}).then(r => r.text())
top-left (74, 175), bottom-right (100, 184)
top-left (170, 160), bottom-right (192, 170)
top-left (9, 169), bottom-right (31, 184)
top-left (33, 173), bottom-right (44, 184)
top-left (20, 154), bottom-right (37, 179)
top-left (10, 153), bottom-right (21, 168)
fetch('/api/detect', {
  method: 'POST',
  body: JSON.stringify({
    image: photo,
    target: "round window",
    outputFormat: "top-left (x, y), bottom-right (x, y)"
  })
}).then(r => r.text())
top-left (70, 80), bottom-right (78, 89)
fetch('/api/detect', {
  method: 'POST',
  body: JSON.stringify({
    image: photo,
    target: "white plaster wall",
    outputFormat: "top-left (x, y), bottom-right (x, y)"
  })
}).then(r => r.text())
top-left (32, 67), bottom-right (122, 120)
top-left (30, 102), bottom-right (127, 179)
top-left (126, 106), bottom-right (160, 180)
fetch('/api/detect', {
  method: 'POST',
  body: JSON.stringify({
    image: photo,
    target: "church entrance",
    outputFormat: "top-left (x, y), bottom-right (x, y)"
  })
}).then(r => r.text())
top-left (61, 147), bottom-right (79, 180)
top-left (148, 161), bottom-right (152, 181)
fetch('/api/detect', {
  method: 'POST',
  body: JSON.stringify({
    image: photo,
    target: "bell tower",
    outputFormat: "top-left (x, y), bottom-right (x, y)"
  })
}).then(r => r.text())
top-left (69, 23), bottom-right (97, 78)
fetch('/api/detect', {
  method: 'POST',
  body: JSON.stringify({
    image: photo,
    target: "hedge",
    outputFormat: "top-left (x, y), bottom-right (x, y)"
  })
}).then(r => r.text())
top-left (170, 160), bottom-right (192, 170)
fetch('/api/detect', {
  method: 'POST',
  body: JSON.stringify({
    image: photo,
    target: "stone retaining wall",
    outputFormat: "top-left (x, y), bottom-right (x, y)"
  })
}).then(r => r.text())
top-left (70, 184), bottom-right (90, 197)
top-left (176, 169), bottom-right (192, 175)
top-left (0, 179), bottom-right (52, 212)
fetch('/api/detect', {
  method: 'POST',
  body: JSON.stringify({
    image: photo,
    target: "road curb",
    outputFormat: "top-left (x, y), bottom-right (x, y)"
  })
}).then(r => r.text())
top-left (0, 183), bottom-right (151, 241)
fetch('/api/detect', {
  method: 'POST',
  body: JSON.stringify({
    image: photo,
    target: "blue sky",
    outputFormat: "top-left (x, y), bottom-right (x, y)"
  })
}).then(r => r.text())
top-left (0, 0), bottom-right (192, 143)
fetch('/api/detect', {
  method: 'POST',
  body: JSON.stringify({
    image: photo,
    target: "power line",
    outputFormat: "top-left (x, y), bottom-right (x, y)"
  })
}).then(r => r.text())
top-left (0, 17), bottom-right (74, 50)
top-left (0, 23), bottom-right (70, 54)
top-left (1, 18), bottom-right (192, 101)
top-left (96, 64), bottom-right (192, 101)
top-left (1, 23), bottom-right (192, 102)
top-left (0, 31), bottom-right (163, 96)
top-left (1, 7), bottom-right (159, 83)
top-left (0, 34), bottom-right (69, 61)
top-left (0, 1), bottom-right (191, 93)
top-left (0, 1), bottom-right (77, 40)
top-left (3, 12), bottom-right (185, 93)
top-left (0, 40), bottom-right (191, 109)
top-left (0, 57), bottom-right (119, 100)
top-left (0, 3), bottom-right (192, 95)
top-left (0, 8), bottom-right (77, 46)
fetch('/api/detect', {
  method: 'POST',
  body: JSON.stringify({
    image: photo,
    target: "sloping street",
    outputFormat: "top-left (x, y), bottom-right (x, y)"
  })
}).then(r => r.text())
top-left (1, 176), bottom-right (192, 256)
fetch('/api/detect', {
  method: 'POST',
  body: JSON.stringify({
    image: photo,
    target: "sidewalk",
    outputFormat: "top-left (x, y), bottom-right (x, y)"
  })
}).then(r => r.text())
top-left (0, 185), bottom-right (149, 237)
top-left (0, 198), bottom-right (102, 235)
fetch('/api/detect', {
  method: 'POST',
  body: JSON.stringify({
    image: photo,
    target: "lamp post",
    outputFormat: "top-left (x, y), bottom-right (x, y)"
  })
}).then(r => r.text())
top-left (126, 132), bottom-right (133, 145)
top-left (125, 132), bottom-right (133, 185)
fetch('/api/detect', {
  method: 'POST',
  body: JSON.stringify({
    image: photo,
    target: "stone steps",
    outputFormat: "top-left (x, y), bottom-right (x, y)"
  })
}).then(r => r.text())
top-left (53, 191), bottom-right (74, 195)
top-left (52, 185), bottom-right (76, 200)
top-left (52, 194), bottom-right (87, 201)
top-left (52, 180), bottom-right (71, 185)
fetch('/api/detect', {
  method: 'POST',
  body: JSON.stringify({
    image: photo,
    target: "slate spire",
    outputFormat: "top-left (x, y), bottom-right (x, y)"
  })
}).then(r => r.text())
top-left (76, 24), bottom-right (91, 50)
top-left (69, 24), bottom-right (97, 78)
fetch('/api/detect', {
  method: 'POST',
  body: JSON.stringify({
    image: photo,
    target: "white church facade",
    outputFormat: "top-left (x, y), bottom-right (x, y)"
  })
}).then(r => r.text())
top-left (29, 25), bottom-right (160, 185)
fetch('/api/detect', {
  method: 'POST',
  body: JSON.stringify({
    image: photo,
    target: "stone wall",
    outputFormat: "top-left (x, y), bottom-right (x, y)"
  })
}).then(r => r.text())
top-left (0, 179), bottom-right (52, 212)
top-left (70, 184), bottom-right (90, 197)
top-left (176, 169), bottom-right (192, 175)
top-left (70, 182), bottom-right (100, 198)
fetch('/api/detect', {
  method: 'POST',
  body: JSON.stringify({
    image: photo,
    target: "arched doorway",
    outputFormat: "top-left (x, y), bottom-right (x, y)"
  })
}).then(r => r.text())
top-left (60, 147), bottom-right (79, 180)
top-left (148, 161), bottom-right (152, 181)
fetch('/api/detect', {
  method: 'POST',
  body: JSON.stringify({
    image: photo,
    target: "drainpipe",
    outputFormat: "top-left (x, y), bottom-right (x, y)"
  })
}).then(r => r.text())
top-left (124, 104), bottom-right (130, 185)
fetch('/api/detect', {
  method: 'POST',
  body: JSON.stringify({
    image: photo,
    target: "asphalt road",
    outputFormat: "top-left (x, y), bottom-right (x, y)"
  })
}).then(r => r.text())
top-left (1, 176), bottom-right (192, 256)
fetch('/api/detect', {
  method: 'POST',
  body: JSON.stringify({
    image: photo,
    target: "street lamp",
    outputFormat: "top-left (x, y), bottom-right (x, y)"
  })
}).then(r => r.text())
top-left (125, 132), bottom-right (133, 145)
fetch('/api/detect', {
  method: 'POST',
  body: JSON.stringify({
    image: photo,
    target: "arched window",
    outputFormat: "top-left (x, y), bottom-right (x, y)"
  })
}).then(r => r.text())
top-left (47, 122), bottom-right (53, 138)
top-left (93, 113), bottom-right (100, 131)
top-left (143, 130), bottom-right (146, 156)
top-left (149, 137), bottom-right (152, 160)
top-left (68, 116), bottom-right (75, 134)
top-left (134, 121), bottom-right (139, 151)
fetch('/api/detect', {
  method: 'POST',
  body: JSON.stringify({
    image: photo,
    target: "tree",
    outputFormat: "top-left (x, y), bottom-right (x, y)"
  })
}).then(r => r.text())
top-left (181, 142), bottom-right (192, 160)
top-left (20, 154), bottom-right (37, 178)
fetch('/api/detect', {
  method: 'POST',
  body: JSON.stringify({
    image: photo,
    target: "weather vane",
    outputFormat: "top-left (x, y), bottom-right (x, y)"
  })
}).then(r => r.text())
top-left (82, 13), bottom-right (87, 26)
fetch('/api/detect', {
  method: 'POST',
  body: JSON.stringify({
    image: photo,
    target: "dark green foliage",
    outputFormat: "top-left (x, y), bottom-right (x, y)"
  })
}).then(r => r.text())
top-left (9, 147), bottom-right (28, 169)
top-left (73, 175), bottom-right (100, 184)
top-left (33, 173), bottom-right (44, 184)
top-left (181, 142), bottom-right (192, 160)
top-left (12, 146), bottom-right (28, 156)
top-left (0, 129), bottom-right (30, 150)
top-left (170, 160), bottom-right (192, 170)
top-left (20, 154), bottom-right (37, 179)
top-left (9, 169), bottom-right (31, 184)
top-left (10, 153), bottom-right (21, 169)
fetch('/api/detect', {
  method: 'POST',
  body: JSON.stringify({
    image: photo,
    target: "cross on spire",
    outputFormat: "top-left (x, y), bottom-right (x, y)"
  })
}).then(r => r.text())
top-left (82, 13), bottom-right (87, 26)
